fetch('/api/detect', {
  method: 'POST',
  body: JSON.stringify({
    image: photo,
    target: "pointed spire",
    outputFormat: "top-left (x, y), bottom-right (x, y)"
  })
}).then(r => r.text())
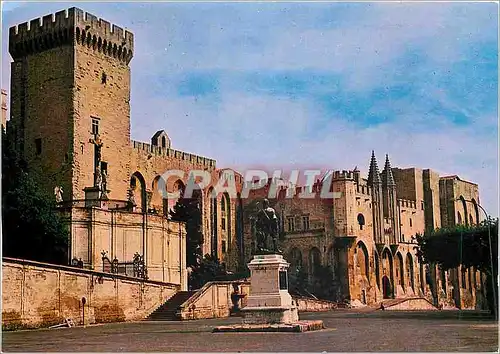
top-left (368, 150), bottom-right (381, 185)
top-left (383, 154), bottom-right (396, 187)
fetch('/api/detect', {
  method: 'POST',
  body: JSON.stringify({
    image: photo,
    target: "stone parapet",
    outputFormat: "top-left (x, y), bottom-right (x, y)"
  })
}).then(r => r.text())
top-left (9, 8), bottom-right (133, 63)
top-left (131, 140), bottom-right (216, 170)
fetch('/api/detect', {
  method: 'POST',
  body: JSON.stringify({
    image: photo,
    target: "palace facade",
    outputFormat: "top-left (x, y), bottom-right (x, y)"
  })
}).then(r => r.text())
top-left (241, 153), bottom-right (486, 308)
top-left (6, 7), bottom-right (486, 308)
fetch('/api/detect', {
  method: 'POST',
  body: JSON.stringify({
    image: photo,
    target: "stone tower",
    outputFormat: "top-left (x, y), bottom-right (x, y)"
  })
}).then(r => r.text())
top-left (8, 8), bottom-right (133, 200)
top-left (381, 154), bottom-right (400, 244)
top-left (367, 151), bottom-right (384, 244)
top-left (331, 170), bottom-right (357, 236)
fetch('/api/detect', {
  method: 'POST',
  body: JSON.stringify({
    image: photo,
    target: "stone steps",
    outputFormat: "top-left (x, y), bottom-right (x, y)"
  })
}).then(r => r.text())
top-left (146, 290), bottom-right (197, 321)
top-left (372, 297), bottom-right (438, 310)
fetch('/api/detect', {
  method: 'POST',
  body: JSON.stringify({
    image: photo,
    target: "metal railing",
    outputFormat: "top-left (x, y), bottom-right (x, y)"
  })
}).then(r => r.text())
top-left (101, 251), bottom-right (148, 280)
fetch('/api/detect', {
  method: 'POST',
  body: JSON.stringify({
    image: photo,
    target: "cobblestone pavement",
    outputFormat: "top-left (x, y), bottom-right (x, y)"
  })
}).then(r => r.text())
top-left (2, 310), bottom-right (498, 352)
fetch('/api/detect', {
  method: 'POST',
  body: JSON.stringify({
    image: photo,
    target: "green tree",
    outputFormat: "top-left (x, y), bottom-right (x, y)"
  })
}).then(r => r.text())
top-left (188, 254), bottom-right (227, 289)
top-left (2, 127), bottom-right (69, 264)
top-left (169, 193), bottom-right (204, 269)
top-left (415, 219), bottom-right (498, 317)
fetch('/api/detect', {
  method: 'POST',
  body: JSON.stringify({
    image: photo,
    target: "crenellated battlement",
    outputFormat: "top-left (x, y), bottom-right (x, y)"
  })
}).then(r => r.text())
top-left (398, 198), bottom-right (417, 209)
top-left (9, 7), bottom-right (133, 64)
top-left (131, 140), bottom-right (216, 170)
top-left (356, 181), bottom-right (371, 196)
top-left (331, 170), bottom-right (355, 181)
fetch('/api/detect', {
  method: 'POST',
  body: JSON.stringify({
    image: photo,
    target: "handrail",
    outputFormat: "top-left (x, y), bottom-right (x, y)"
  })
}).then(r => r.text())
top-left (179, 280), bottom-right (250, 310)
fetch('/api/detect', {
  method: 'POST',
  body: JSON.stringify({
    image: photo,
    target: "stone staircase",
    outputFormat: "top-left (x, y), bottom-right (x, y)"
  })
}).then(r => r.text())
top-left (146, 291), bottom-right (197, 321)
top-left (377, 298), bottom-right (410, 308)
top-left (371, 297), bottom-right (438, 311)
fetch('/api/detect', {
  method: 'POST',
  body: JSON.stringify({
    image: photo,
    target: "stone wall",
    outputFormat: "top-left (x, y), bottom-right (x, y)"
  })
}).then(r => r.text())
top-left (2, 257), bottom-right (179, 330)
top-left (423, 169), bottom-right (441, 231)
top-left (392, 168), bottom-right (424, 202)
top-left (398, 199), bottom-right (425, 243)
top-left (9, 45), bottom-right (75, 200)
top-left (294, 297), bottom-right (338, 312)
top-left (439, 176), bottom-right (480, 228)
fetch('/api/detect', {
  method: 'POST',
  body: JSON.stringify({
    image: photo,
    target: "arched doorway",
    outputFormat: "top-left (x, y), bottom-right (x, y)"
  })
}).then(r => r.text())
top-left (382, 248), bottom-right (394, 298)
top-left (406, 253), bottom-right (415, 292)
top-left (472, 198), bottom-right (480, 224)
top-left (458, 196), bottom-right (468, 226)
top-left (168, 179), bottom-right (185, 214)
top-left (374, 251), bottom-right (381, 289)
top-left (395, 252), bottom-right (404, 290)
top-left (356, 241), bottom-right (369, 280)
top-left (151, 175), bottom-right (164, 214)
top-left (382, 276), bottom-right (392, 299)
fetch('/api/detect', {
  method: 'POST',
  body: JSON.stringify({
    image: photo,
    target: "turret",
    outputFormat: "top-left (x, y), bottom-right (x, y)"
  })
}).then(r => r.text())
top-left (368, 151), bottom-right (384, 244)
top-left (382, 154), bottom-right (395, 187)
top-left (353, 166), bottom-right (360, 185)
top-left (382, 154), bottom-right (400, 244)
top-left (368, 151), bottom-right (381, 186)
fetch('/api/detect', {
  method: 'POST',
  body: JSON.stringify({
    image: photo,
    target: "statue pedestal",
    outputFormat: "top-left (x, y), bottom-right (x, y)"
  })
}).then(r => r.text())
top-left (241, 254), bottom-right (299, 324)
top-left (84, 187), bottom-right (109, 209)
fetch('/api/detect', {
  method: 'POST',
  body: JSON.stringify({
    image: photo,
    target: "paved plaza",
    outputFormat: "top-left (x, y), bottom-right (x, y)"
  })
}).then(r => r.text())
top-left (2, 310), bottom-right (498, 352)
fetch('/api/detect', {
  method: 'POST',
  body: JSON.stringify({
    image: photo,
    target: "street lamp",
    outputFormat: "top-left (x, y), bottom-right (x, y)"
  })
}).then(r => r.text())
top-left (455, 197), bottom-right (496, 318)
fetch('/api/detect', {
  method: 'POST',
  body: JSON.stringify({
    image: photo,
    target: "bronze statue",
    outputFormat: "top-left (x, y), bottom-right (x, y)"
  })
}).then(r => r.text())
top-left (254, 199), bottom-right (281, 254)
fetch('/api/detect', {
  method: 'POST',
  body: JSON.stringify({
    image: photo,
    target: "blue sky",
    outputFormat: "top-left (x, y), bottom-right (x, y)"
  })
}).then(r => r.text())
top-left (2, 1), bottom-right (498, 216)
